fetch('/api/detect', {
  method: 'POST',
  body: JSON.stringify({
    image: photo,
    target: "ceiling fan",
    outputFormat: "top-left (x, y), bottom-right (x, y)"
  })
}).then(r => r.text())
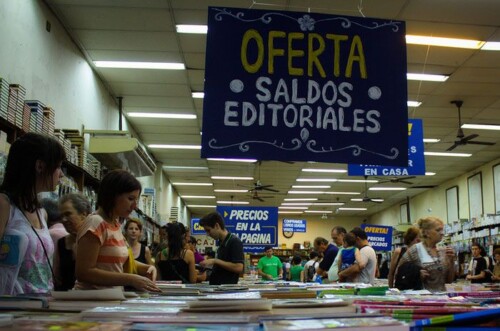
top-left (248, 190), bottom-right (274, 202)
top-left (375, 176), bottom-right (416, 185)
top-left (446, 100), bottom-right (495, 151)
top-left (358, 176), bottom-right (383, 203)
top-left (237, 161), bottom-right (279, 193)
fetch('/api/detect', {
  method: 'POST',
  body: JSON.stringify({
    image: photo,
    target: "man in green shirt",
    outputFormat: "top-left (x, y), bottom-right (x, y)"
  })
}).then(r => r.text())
top-left (257, 246), bottom-right (283, 280)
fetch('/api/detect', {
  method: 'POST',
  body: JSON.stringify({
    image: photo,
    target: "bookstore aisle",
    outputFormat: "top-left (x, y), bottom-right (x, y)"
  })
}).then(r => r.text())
top-left (0, 280), bottom-right (499, 330)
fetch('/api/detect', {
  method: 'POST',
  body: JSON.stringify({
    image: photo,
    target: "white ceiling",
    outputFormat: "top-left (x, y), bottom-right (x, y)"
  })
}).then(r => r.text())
top-left (45, 0), bottom-right (500, 217)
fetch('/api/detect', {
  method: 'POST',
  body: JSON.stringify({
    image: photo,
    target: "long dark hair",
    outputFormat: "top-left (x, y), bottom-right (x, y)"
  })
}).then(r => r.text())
top-left (97, 169), bottom-right (141, 219)
top-left (0, 133), bottom-right (66, 212)
top-left (166, 222), bottom-right (186, 259)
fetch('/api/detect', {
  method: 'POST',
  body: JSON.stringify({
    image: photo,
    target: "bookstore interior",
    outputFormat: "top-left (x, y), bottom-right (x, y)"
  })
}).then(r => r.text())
top-left (1, 1), bottom-right (500, 330)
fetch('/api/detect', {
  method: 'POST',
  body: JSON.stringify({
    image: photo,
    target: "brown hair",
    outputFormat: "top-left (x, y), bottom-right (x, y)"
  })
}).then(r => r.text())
top-left (125, 218), bottom-right (143, 232)
top-left (403, 226), bottom-right (420, 245)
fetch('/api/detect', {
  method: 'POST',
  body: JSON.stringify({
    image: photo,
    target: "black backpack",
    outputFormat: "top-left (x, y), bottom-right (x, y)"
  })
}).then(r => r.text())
top-left (394, 247), bottom-right (423, 290)
top-left (306, 262), bottom-right (317, 282)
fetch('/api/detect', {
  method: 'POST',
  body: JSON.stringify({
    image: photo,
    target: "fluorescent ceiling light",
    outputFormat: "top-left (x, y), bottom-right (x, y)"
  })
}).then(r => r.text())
top-left (211, 176), bottom-right (253, 180)
top-left (288, 190), bottom-right (327, 194)
top-left (405, 35), bottom-right (485, 49)
top-left (424, 151), bottom-right (472, 157)
top-left (207, 158), bottom-right (257, 163)
top-left (278, 211), bottom-right (303, 214)
top-left (187, 205), bottom-right (216, 208)
top-left (176, 24), bottom-right (208, 34)
top-left (407, 73), bottom-right (449, 82)
top-left (284, 198), bottom-right (318, 201)
top-left (296, 178), bottom-right (337, 182)
top-left (128, 112), bottom-right (196, 119)
top-left (369, 187), bottom-right (407, 191)
top-left (336, 179), bottom-right (378, 183)
top-left (192, 92), bottom-right (204, 98)
top-left (163, 166), bottom-right (208, 170)
top-left (423, 138), bottom-right (441, 143)
top-left (305, 210), bottom-right (333, 214)
top-left (481, 41), bottom-right (500, 51)
top-left (302, 168), bottom-right (346, 173)
top-left (214, 189), bottom-right (248, 193)
top-left (181, 195), bottom-right (215, 199)
top-left (278, 206), bottom-right (309, 210)
top-left (94, 61), bottom-right (185, 70)
top-left (217, 201), bottom-right (249, 204)
top-left (426, 172), bottom-right (436, 176)
top-left (338, 207), bottom-right (367, 211)
top-left (351, 198), bottom-right (384, 202)
top-left (407, 101), bottom-right (422, 107)
top-left (282, 202), bottom-right (313, 206)
top-left (172, 182), bottom-right (213, 186)
top-left (327, 191), bottom-right (360, 195)
top-left (149, 144), bottom-right (201, 149)
top-left (462, 124), bottom-right (500, 131)
top-left (312, 202), bottom-right (344, 206)
top-left (292, 185), bottom-right (331, 189)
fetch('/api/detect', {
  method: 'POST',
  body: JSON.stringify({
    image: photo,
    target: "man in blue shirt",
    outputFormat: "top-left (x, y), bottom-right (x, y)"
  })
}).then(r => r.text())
top-left (313, 237), bottom-right (339, 280)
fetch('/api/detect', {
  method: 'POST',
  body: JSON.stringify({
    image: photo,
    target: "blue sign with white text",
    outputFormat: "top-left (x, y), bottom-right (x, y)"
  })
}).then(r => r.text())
top-left (361, 224), bottom-right (392, 251)
top-left (348, 119), bottom-right (425, 176)
top-left (191, 218), bottom-right (204, 235)
top-left (282, 219), bottom-right (306, 233)
top-left (202, 7), bottom-right (408, 166)
top-left (217, 206), bottom-right (278, 253)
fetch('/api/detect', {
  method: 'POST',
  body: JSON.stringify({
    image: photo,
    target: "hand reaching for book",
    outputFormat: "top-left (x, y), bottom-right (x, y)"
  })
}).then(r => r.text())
top-left (131, 274), bottom-right (161, 292)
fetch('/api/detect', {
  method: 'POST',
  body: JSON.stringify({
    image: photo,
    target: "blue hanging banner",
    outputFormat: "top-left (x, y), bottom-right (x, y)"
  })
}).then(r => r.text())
top-left (282, 219), bottom-right (307, 233)
top-left (216, 206), bottom-right (278, 253)
top-left (202, 7), bottom-right (408, 166)
top-left (190, 218), bottom-right (205, 235)
top-left (348, 119), bottom-right (426, 176)
top-left (361, 224), bottom-right (393, 251)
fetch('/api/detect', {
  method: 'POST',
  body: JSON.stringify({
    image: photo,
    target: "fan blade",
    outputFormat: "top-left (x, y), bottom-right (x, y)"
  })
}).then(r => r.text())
top-left (371, 199), bottom-right (383, 204)
top-left (462, 134), bottom-right (479, 142)
top-left (466, 141), bottom-right (495, 146)
top-left (446, 143), bottom-right (460, 151)
top-left (262, 187), bottom-right (279, 192)
top-left (259, 195), bottom-right (274, 198)
top-left (255, 196), bottom-right (265, 202)
top-left (236, 184), bottom-right (251, 190)
top-left (399, 180), bottom-right (414, 185)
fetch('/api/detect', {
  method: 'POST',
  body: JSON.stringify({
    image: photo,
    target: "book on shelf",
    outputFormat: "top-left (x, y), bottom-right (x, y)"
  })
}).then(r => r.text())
top-left (81, 306), bottom-right (181, 321)
top-left (51, 288), bottom-right (126, 301)
top-left (182, 298), bottom-right (272, 312)
top-left (11, 320), bottom-right (128, 331)
top-left (0, 295), bottom-right (49, 310)
top-left (262, 316), bottom-right (406, 331)
top-left (130, 322), bottom-right (259, 331)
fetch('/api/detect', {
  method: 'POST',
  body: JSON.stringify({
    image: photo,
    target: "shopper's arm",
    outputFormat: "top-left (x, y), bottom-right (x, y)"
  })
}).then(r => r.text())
top-left (338, 263), bottom-right (361, 280)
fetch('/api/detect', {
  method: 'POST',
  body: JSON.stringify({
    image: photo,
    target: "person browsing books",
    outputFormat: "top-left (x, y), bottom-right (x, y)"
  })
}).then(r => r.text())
top-left (257, 246), bottom-right (283, 281)
top-left (338, 227), bottom-right (377, 284)
top-left (337, 232), bottom-right (365, 282)
top-left (74, 170), bottom-right (159, 292)
top-left (53, 193), bottom-right (92, 291)
top-left (313, 236), bottom-right (339, 280)
top-left (491, 247), bottom-right (500, 282)
top-left (466, 243), bottom-right (490, 283)
top-left (387, 226), bottom-right (420, 288)
top-left (124, 218), bottom-right (153, 265)
top-left (198, 212), bottom-right (244, 285)
top-left (0, 133), bottom-right (66, 295)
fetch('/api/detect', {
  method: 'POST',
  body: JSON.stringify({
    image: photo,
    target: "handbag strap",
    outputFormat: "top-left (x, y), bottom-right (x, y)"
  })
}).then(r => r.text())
top-left (395, 246), bottom-right (407, 267)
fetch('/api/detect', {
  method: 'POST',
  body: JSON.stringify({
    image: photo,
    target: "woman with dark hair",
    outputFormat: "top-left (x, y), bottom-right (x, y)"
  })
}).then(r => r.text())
top-left (156, 222), bottom-right (197, 283)
top-left (124, 218), bottom-right (153, 265)
top-left (53, 193), bottom-right (92, 291)
top-left (388, 226), bottom-right (420, 288)
top-left (0, 133), bottom-right (65, 294)
top-left (74, 169), bottom-right (159, 291)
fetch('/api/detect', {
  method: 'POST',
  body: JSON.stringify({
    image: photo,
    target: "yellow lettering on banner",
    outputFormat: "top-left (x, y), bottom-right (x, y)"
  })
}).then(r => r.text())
top-left (288, 32), bottom-right (305, 76)
top-left (268, 30), bottom-right (286, 74)
top-left (326, 34), bottom-right (348, 77)
top-left (308, 33), bottom-right (326, 78)
top-left (345, 35), bottom-right (367, 79)
top-left (241, 29), bottom-right (264, 73)
top-left (408, 122), bottom-right (413, 136)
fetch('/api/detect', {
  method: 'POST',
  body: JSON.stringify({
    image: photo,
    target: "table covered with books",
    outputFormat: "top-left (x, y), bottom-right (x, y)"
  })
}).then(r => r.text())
top-left (0, 280), bottom-right (499, 330)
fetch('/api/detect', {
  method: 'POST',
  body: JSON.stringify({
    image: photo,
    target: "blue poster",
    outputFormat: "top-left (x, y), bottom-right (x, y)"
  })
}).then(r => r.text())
top-left (217, 206), bottom-right (278, 253)
top-left (282, 219), bottom-right (307, 233)
top-left (361, 224), bottom-right (392, 251)
top-left (347, 119), bottom-right (425, 176)
top-left (202, 7), bottom-right (408, 166)
top-left (190, 218), bottom-right (204, 235)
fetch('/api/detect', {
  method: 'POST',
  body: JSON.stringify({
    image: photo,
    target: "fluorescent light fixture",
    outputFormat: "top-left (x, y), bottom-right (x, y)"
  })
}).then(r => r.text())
top-left (296, 178), bottom-right (338, 182)
top-left (94, 61), bottom-right (185, 70)
top-left (214, 189), bottom-right (248, 193)
top-left (288, 190), bottom-right (327, 194)
top-left (192, 92), bottom-right (205, 98)
top-left (278, 211), bottom-right (304, 214)
top-left (426, 172), bottom-right (436, 176)
top-left (305, 210), bottom-right (333, 214)
top-left (176, 24), bottom-right (208, 34)
top-left (282, 202), bottom-right (313, 206)
top-left (369, 187), bottom-right (407, 191)
top-left (423, 138), bottom-right (441, 143)
top-left (128, 112), bottom-right (196, 119)
top-left (351, 198), bottom-right (384, 202)
top-left (284, 198), bottom-right (318, 201)
top-left (278, 206), bottom-right (309, 210)
top-left (424, 151), bottom-right (472, 157)
top-left (207, 158), bottom-right (257, 163)
top-left (211, 176), bottom-right (253, 180)
top-left (187, 205), bottom-right (216, 208)
top-left (462, 124), bottom-right (500, 131)
top-left (336, 179), bottom-right (378, 183)
top-left (217, 201), bottom-right (249, 204)
top-left (292, 185), bottom-right (331, 189)
top-left (312, 202), bottom-right (344, 206)
top-left (405, 35), bottom-right (485, 49)
top-left (338, 207), bottom-right (367, 211)
top-left (481, 41), bottom-right (500, 51)
top-left (328, 191), bottom-right (360, 195)
top-left (181, 195), bottom-right (215, 199)
top-left (149, 144), bottom-right (201, 149)
top-left (302, 168), bottom-right (346, 173)
top-left (407, 101), bottom-right (422, 107)
top-left (407, 73), bottom-right (449, 82)
top-left (163, 166), bottom-right (208, 170)
top-left (172, 182), bottom-right (213, 186)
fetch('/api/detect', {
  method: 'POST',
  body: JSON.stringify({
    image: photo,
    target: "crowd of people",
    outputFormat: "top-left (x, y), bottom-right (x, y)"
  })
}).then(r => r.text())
top-left (1, 133), bottom-right (499, 296)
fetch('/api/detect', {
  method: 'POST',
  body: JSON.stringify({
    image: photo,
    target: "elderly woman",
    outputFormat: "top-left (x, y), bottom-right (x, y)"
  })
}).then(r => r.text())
top-left (396, 217), bottom-right (455, 292)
